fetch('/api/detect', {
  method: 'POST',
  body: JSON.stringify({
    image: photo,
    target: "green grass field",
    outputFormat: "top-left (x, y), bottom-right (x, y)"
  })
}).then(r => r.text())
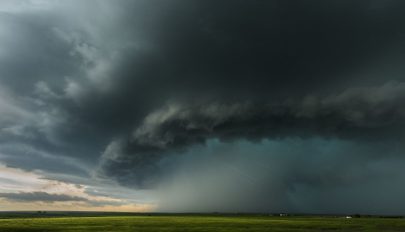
top-left (0, 215), bottom-right (405, 232)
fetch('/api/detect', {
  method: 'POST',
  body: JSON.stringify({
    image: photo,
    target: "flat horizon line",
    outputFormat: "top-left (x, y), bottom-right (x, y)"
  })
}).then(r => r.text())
top-left (0, 211), bottom-right (403, 218)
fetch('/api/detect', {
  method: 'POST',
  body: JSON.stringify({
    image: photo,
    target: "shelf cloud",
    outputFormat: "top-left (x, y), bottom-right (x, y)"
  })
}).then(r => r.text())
top-left (1, 0), bottom-right (405, 214)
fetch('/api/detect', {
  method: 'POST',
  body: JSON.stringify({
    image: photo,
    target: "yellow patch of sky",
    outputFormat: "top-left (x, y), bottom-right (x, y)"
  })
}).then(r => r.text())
top-left (0, 165), bottom-right (156, 212)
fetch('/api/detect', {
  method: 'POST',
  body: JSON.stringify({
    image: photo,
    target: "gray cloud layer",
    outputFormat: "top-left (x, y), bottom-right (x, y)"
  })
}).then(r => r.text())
top-left (0, 192), bottom-right (87, 203)
top-left (0, 191), bottom-right (124, 207)
top-left (1, 0), bottom-right (405, 213)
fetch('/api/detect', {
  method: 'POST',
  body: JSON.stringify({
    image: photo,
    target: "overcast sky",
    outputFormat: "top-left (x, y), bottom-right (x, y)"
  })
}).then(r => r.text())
top-left (1, 0), bottom-right (405, 214)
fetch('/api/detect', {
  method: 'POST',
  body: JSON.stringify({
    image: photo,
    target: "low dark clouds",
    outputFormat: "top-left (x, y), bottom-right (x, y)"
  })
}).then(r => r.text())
top-left (1, 0), bottom-right (405, 213)
top-left (0, 192), bottom-right (87, 203)
top-left (0, 191), bottom-right (125, 207)
top-left (100, 82), bottom-right (405, 188)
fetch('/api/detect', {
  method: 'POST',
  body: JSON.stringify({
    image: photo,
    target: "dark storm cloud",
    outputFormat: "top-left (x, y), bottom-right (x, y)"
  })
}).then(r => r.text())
top-left (94, 0), bottom-right (405, 188)
top-left (0, 192), bottom-right (87, 203)
top-left (100, 81), bottom-right (405, 188)
top-left (2, 0), bottom-right (405, 213)
top-left (0, 191), bottom-right (124, 206)
top-left (111, 0), bottom-right (405, 100)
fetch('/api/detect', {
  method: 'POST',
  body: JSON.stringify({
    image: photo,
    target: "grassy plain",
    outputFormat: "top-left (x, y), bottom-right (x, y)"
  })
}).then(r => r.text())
top-left (0, 214), bottom-right (404, 232)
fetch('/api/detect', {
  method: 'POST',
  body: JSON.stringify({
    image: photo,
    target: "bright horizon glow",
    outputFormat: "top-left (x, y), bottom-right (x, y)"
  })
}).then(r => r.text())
top-left (0, 164), bottom-right (156, 212)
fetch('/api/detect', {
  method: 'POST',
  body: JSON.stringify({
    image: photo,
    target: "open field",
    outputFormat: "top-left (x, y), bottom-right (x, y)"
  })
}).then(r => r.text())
top-left (0, 215), bottom-right (405, 232)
